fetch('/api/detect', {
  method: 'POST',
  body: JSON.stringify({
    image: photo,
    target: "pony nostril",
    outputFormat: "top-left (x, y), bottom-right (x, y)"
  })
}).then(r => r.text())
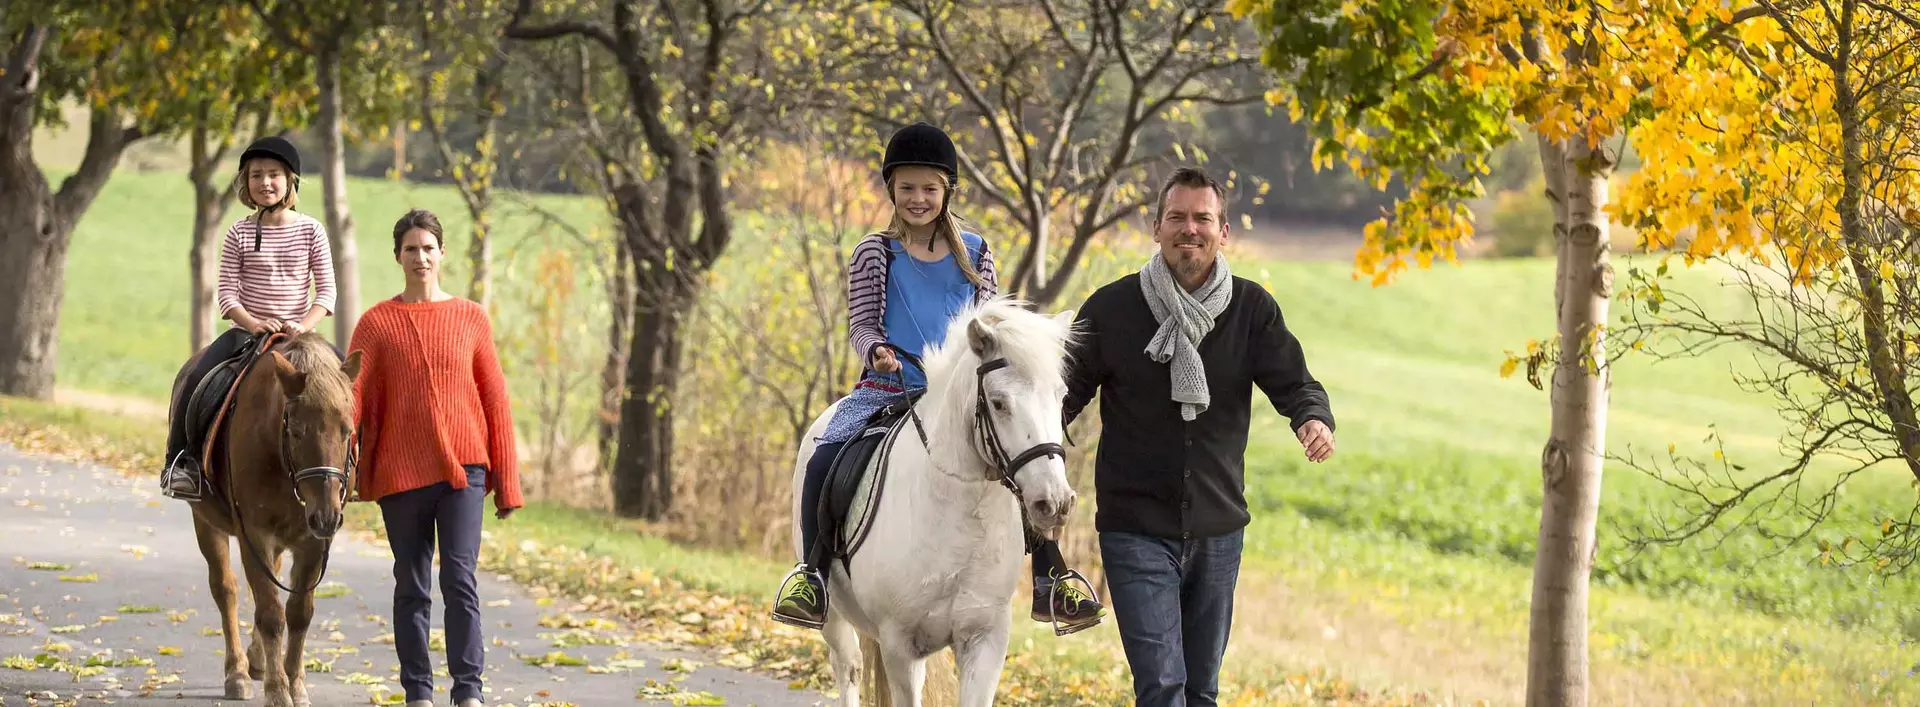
top-left (1035, 499), bottom-right (1054, 519)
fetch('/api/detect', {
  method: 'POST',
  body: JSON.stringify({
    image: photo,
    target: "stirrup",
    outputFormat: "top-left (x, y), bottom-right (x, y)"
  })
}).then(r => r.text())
top-left (1041, 569), bottom-right (1104, 636)
top-left (770, 564), bottom-right (827, 630)
top-left (160, 452), bottom-right (204, 501)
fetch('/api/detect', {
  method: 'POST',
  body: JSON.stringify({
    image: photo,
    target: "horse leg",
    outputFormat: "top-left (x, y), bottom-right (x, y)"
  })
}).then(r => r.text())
top-left (240, 536), bottom-right (294, 707)
top-left (877, 628), bottom-right (929, 707)
top-left (952, 617), bottom-right (1012, 707)
top-left (823, 603), bottom-right (863, 707)
top-left (192, 514), bottom-right (251, 700)
top-left (282, 541), bottom-right (324, 707)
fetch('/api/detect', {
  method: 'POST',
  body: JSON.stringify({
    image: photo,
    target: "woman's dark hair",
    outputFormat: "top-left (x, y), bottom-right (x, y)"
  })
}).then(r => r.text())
top-left (391, 209), bottom-right (444, 254)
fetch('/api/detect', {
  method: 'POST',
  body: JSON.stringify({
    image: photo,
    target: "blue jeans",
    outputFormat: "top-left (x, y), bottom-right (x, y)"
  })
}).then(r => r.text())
top-left (1099, 529), bottom-right (1244, 707)
top-left (378, 465), bottom-right (488, 703)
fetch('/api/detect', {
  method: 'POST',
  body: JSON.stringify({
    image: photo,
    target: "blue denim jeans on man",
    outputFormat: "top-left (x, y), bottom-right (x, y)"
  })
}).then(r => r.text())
top-left (1099, 529), bottom-right (1244, 707)
top-left (378, 464), bottom-right (489, 704)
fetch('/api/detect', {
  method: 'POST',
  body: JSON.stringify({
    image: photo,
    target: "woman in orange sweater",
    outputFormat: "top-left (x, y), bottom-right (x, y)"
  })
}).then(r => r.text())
top-left (349, 208), bottom-right (521, 707)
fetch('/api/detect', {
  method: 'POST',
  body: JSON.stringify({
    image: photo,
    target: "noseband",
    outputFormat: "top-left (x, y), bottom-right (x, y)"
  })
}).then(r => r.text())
top-left (972, 358), bottom-right (1065, 498)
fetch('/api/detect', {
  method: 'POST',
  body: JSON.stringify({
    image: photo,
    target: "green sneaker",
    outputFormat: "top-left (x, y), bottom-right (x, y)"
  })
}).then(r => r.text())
top-left (772, 564), bottom-right (828, 630)
top-left (1032, 569), bottom-right (1105, 635)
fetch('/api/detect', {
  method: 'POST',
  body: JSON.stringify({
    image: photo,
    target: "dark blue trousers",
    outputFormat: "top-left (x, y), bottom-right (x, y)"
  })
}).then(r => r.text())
top-left (378, 464), bottom-right (488, 703)
top-left (1100, 529), bottom-right (1244, 707)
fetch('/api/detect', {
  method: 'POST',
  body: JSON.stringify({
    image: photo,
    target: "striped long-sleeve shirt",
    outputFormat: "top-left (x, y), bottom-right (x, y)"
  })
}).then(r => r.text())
top-left (216, 213), bottom-right (337, 323)
top-left (847, 231), bottom-right (999, 366)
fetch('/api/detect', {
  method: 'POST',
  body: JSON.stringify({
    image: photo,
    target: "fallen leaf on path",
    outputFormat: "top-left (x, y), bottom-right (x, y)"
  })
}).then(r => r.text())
top-left (56, 573), bottom-right (97, 583)
top-left (116, 605), bottom-right (162, 614)
top-left (586, 658), bottom-right (649, 674)
top-left (522, 651), bottom-right (589, 667)
top-left (26, 562), bottom-right (71, 572)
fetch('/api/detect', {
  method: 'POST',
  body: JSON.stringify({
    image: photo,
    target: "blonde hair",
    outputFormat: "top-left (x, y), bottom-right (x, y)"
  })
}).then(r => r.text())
top-left (231, 156), bottom-right (301, 213)
top-left (882, 172), bottom-right (989, 290)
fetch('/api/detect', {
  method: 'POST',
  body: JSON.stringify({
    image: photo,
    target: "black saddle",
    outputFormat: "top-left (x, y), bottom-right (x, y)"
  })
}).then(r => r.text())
top-left (184, 333), bottom-right (269, 483)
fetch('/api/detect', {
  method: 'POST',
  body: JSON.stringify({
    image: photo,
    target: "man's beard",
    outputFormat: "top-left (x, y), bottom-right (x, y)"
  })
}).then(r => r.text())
top-left (1172, 248), bottom-right (1211, 279)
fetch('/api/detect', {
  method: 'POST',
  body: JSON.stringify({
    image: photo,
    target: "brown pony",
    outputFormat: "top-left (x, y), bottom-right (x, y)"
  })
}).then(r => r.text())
top-left (169, 332), bottom-right (361, 707)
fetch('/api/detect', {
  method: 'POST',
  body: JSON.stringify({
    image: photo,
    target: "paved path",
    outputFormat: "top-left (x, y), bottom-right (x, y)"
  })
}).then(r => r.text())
top-left (0, 445), bottom-right (826, 706)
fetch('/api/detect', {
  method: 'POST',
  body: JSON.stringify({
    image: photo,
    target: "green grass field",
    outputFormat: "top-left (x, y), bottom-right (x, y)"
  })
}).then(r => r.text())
top-left (19, 163), bottom-right (1920, 704)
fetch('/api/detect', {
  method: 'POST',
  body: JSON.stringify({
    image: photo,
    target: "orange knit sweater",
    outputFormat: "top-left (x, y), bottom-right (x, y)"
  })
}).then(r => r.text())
top-left (348, 296), bottom-right (522, 510)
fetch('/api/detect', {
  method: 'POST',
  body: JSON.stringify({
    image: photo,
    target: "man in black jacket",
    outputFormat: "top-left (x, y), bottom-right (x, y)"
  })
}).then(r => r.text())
top-left (1065, 166), bottom-right (1335, 706)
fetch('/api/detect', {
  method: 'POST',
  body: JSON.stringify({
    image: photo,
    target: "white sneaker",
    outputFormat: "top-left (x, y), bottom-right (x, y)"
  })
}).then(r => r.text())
top-left (457, 700), bottom-right (483, 707)
top-left (406, 701), bottom-right (433, 707)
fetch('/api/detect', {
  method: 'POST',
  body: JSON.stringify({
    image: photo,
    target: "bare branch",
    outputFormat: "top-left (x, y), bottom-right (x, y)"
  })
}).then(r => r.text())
top-left (503, 0), bottom-right (621, 54)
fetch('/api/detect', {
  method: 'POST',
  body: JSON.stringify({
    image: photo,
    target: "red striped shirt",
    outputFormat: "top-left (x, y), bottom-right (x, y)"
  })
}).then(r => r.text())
top-left (216, 214), bottom-right (337, 323)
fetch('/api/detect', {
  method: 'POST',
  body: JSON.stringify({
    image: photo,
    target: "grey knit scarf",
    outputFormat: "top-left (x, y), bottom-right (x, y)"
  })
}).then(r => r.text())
top-left (1140, 251), bottom-right (1233, 421)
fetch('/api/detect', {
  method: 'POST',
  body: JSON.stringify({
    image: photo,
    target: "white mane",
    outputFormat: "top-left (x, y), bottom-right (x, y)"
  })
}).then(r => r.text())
top-left (921, 296), bottom-right (1074, 400)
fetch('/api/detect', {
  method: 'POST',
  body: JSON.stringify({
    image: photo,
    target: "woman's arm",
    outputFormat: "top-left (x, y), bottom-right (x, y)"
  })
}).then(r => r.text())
top-left (471, 308), bottom-right (522, 512)
top-left (346, 316), bottom-right (383, 502)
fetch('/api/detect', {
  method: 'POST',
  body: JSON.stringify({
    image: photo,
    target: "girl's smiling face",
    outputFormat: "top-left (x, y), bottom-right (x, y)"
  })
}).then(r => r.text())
top-left (890, 166), bottom-right (948, 229)
top-left (247, 158), bottom-right (290, 207)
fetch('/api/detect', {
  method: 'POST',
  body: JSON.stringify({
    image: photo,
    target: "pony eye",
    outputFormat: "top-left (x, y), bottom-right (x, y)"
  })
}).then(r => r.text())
top-left (990, 397), bottom-right (1009, 413)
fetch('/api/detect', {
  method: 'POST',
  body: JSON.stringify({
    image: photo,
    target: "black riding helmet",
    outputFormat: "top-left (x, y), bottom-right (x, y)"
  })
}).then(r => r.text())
top-left (881, 122), bottom-right (959, 187)
top-left (239, 135), bottom-right (301, 177)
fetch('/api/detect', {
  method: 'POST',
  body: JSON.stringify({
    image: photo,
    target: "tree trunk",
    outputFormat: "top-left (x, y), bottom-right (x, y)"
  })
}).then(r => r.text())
top-left (187, 117), bottom-right (241, 354)
top-left (610, 281), bottom-right (684, 520)
top-left (600, 238), bottom-right (635, 478)
top-left (0, 90), bottom-right (137, 397)
top-left (1828, 42), bottom-right (1920, 479)
top-left (1525, 132), bottom-right (1613, 707)
top-left (316, 45), bottom-right (360, 345)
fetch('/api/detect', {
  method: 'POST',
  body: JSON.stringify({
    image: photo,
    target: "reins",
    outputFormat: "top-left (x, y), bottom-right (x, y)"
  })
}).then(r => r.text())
top-left (223, 334), bottom-right (353, 596)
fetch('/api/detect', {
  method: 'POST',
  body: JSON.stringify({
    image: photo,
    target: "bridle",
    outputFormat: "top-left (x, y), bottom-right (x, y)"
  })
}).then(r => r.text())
top-left (228, 386), bottom-right (357, 596)
top-left (971, 358), bottom-right (1064, 498)
top-left (279, 404), bottom-right (356, 512)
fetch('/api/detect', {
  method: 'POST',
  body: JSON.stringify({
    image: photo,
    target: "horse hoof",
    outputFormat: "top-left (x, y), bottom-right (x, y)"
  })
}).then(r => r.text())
top-left (225, 677), bottom-right (252, 700)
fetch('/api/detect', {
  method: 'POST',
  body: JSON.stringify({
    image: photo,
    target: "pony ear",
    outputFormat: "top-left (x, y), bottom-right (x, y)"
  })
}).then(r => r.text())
top-left (340, 350), bottom-right (363, 382)
top-left (1052, 309), bottom-right (1075, 328)
top-left (271, 351), bottom-right (307, 398)
top-left (968, 317), bottom-right (996, 357)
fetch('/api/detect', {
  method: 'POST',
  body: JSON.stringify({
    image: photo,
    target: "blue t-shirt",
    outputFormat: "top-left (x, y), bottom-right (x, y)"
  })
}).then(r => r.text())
top-left (882, 232), bottom-right (983, 389)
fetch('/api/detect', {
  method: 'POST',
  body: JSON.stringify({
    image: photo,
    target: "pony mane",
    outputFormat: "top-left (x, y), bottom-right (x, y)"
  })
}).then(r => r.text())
top-left (922, 297), bottom-right (1075, 400)
top-left (281, 332), bottom-right (353, 411)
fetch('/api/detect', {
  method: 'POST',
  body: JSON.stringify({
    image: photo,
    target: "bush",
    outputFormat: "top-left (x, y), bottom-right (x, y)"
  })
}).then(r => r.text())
top-left (1487, 183), bottom-right (1556, 258)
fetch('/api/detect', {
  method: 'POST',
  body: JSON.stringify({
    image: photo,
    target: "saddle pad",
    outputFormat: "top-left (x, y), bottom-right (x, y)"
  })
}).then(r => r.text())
top-left (830, 417), bottom-right (906, 560)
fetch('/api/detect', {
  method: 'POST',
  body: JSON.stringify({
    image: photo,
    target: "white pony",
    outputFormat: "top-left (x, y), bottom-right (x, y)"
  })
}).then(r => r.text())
top-left (791, 298), bottom-right (1081, 707)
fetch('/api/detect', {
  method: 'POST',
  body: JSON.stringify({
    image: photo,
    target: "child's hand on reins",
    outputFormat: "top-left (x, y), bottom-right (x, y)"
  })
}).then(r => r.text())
top-left (872, 346), bottom-right (901, 374)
